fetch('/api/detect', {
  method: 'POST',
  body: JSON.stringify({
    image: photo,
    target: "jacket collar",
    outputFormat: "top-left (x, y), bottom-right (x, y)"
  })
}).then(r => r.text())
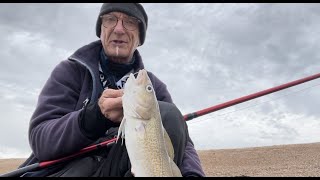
top-left (67, 40), bottom-right (145, 101)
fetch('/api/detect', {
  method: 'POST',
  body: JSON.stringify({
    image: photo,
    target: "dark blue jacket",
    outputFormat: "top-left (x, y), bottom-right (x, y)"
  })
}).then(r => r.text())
top-left (21, 40), bottom-right (205, 177)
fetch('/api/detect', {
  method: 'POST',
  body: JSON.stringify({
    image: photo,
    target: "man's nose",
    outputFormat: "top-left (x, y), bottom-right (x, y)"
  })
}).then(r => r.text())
top-left (113, 19), bottom-right (125, 34)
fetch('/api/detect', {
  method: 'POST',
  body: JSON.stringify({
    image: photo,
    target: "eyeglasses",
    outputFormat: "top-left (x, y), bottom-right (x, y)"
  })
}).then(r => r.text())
top-left (100, 14), bottom-right (141, 31)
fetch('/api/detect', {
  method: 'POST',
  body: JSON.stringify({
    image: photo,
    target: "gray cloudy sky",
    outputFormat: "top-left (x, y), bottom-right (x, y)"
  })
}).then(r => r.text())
top-left (1, 3), bottom-right (320, 158)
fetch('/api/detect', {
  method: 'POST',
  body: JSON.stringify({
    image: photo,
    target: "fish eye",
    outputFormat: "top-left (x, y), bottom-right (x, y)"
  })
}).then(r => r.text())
top-left (146, 85), bottom-right (153, 92)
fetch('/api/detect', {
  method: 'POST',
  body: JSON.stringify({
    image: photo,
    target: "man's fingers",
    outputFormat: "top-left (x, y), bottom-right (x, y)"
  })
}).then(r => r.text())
top-left (101, 89), bottom-right (124, 98)
top-left (105, 111), bottom-right (123, 123)
top-left (102, 96), bottom-right (123, 109)
top-left (98, 96), bottom-right (123, 116)
top-left (98, 89), bottom-right (124, 123)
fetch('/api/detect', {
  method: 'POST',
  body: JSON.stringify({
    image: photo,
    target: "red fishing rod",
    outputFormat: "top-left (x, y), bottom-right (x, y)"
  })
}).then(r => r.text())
top-left (1, 72), bottom-right (320, 177)
top-left (0, 138), bottom-right (117, 177)
top-left (184, 72), bottom-right (320, 121)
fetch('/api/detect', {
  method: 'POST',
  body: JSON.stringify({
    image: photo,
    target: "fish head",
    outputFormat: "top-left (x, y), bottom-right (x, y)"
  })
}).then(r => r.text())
top-left (123, 69), bottom-right (158, 120)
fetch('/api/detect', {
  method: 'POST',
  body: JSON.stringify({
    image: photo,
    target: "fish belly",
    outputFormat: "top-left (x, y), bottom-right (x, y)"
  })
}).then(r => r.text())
top-left (125, 118), bottom-right (173, 176)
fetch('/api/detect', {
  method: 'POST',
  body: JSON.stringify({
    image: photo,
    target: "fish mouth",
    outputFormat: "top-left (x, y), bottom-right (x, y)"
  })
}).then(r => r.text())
top-left (136, 69), bottom-right (148, 85)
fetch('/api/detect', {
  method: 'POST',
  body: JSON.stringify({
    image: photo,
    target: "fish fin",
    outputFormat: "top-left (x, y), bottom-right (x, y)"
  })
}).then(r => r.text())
top-left (170, 160), bottom-right (182, 177)
top-left (164, 128), bottom-right (174, 160)
top-left (117, 117), bottom-right (126, 145)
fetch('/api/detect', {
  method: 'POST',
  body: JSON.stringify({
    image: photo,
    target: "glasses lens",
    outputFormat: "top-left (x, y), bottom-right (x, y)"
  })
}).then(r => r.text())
top-left (101, 15), bottom-right (117, 28)
top-left (123, 17), bottom-right (140, 31)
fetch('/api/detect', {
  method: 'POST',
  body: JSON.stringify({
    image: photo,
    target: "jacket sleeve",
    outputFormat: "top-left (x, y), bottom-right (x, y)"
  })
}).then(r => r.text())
top-left (149, 72), bottom-right (205, 177)
top-left (29, 60), bottom-right (95, 161)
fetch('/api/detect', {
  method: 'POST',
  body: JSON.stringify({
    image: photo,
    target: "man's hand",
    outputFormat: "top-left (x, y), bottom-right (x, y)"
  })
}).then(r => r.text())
top-left (98, 89), bottom-right (124, 123)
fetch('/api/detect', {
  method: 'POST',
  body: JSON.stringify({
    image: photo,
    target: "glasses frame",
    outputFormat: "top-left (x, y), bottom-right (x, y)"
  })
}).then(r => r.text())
top-left (100, 14), bottom-right (141, 31)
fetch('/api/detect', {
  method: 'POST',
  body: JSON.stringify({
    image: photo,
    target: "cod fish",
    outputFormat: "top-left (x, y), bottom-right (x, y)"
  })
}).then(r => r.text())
top-left (117, 69), bottom-right (182, 177)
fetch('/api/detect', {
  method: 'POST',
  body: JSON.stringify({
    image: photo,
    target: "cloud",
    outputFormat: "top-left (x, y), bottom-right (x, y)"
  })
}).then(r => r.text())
top-left (0, 82), bottom-right (36, 158)
top-left (188, 99), bottom-right (319, 150)
top-left (0, 30), bottom-right (71, 87)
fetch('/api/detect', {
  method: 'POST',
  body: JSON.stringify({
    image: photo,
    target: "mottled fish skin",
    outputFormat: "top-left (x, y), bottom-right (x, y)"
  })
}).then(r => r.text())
top-left (117, 69), bottom-right (182, 177)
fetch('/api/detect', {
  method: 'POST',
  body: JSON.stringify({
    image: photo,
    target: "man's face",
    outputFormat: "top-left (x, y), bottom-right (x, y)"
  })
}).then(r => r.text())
top-left (100, 12), bottom-right (140, 64)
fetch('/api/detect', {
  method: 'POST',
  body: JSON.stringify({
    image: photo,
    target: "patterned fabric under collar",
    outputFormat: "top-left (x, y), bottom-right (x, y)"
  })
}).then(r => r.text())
top-left (99, 49), bottom-right (137, 90)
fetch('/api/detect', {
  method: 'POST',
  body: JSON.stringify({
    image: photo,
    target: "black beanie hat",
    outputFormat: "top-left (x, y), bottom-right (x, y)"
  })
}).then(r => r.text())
top-left (96, 3), bottom-right (148, 45)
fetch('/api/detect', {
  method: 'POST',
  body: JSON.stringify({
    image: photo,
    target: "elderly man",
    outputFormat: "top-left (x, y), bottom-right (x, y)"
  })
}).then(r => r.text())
top-left (18, 3), bottom-right (205, 177)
